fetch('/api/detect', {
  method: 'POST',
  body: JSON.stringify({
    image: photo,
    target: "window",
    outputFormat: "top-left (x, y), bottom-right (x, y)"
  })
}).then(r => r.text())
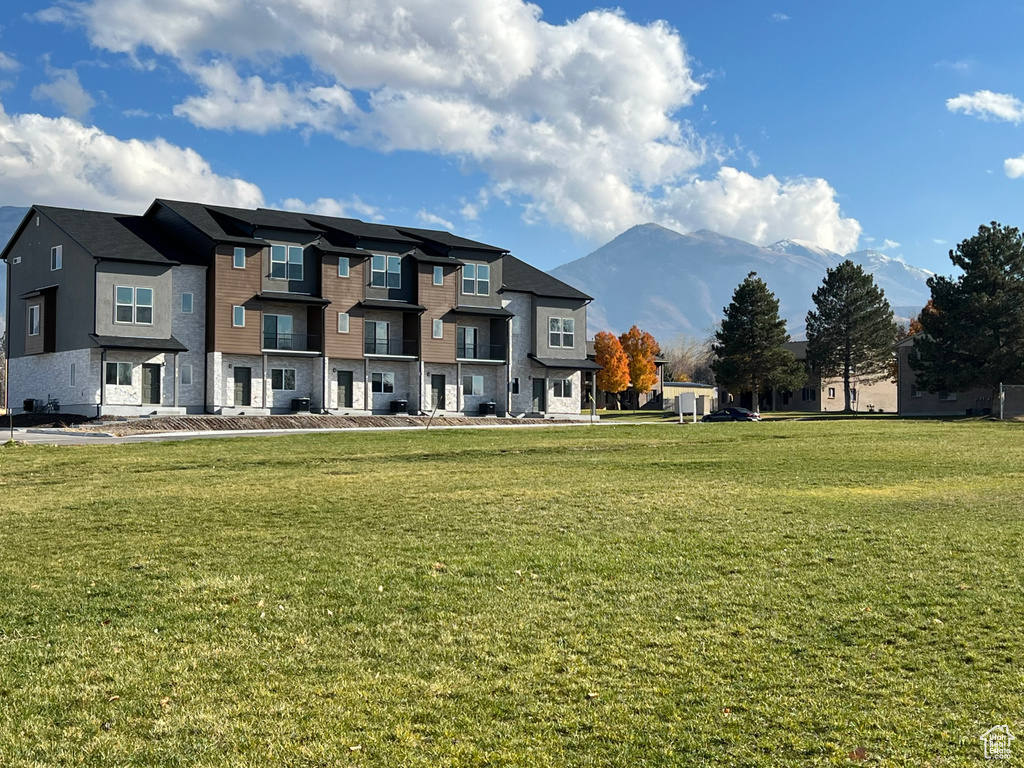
top-left (232, 305), bottom-right (245, 327)
top-left (370, 254), bottom-right (401, 288)
top-left (457, 326), bottom-right (477, 358)
top-left (337, 312), bottom-right (350, 334)
top-left (180, 364), bottom-right (193, 386)
top-left (939, 392), bottom-right (957, 401)
top-left (781, 390), bottom-right (790, 405)
top-left (69, 363), bottom-right (76, 386)
top-left (511, 315), bottom-right (521, 334)
top-left (910, 384), bottom-right (922, 398)
top-left (233, 247), bottom-right (246, 269)
top-left (51, 245), bottom-right (62, 271)
top-left (115, 286), bottom-right (153, 325)
top-left (181, 293), bottom-right (193, 314)
top-left (365, 321), bottom-right (390, 354)
top-left (850, 388), bottom-right (857, 402)
top-left (270, 244), bottom-right (304, 280)
top-left (801, 387), bottom-right (816, 402)
top-left (549, 318), bottom-right (574, 348)
top-left (433, 266), bottom-right (444, 286)
top-left (511, 377), bottom-right (520, 395)
top-left (338, 257), bottom-right (350, 278)
top-left (105, 361), bottom-right (132, 386)
top-left (462, 263), bottom-right (490, 295)
top-left (371, 372), bottom-right (395, 393)
top-left (263, 314), bottom-right (294, 349)
top-left (827, 387), bottom-right (836, 399)
top-left (271, 368), bottom-right (296, 390)
top-left (28, 305), bottom-right (40, 336)
top-left (432, 318), bottom-right (443, 339)
top-left (552, 378), bottom-right (573, 398)
top-left (463, 374), bottom-right (484, 395)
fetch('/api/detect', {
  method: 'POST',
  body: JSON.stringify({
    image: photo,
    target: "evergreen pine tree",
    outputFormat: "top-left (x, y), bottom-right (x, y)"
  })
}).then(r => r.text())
top-left (911, 222), bottom-right (1024, 394)
top-left (805, 260), bottom-right (898, 412)
top-left (712, 273), bottom-right (804, 408)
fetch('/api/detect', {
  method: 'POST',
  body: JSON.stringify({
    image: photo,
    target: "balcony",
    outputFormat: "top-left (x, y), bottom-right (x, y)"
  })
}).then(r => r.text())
top-left (364, 338), bottom-right (419, 357)
top-left (457, 343), bottom-right (506, 362)
top-left (262, 333), bottom-right (321, 353)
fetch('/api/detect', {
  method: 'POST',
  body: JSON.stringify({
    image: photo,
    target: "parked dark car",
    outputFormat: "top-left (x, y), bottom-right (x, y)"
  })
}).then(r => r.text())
top-left (701, 407), bottom-right (761, 422)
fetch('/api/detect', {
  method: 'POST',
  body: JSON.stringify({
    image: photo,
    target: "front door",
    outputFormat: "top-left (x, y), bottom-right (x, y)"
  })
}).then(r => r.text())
top-left (234, 367), bottom-right (252, 406)
top-left (337, 370), bottom-right (353, 408)
top-left (142, 363), bottom-right (161, 405)
top-left (431, 374), bottom-right (446, 410)
top-left (532, 377), bottom-right (546, 412)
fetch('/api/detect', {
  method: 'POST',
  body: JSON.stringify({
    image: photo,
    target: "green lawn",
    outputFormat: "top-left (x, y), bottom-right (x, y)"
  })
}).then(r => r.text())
top-left (1, 421), bottom-right (1023, 766)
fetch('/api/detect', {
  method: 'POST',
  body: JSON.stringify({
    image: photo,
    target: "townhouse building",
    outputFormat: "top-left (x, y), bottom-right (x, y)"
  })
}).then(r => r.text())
top-left (2, 200), bottom-right (598, 419)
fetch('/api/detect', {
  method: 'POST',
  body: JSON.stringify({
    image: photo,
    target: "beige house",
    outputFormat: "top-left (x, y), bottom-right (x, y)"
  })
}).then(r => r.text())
top-left (663, 381), bottom-right (718, 415)
top-left (894, 336), bottom-right (993, 416)
top-left (773, 341), bottom-right (898, 413)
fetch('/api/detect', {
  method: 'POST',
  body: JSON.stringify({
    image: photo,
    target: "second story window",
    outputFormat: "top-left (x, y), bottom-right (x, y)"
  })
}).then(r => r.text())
top-left (338, 257), bottom-right (350, 277)
top-left (462, 263), bottom-right (490, 295)
top-left (232, 305), bottom-right (245, 327)
top-left (51, 245), bottom-right (62, 271)
top-left (263, 314), bottom-right (294, 350)
top-left (271, 244), bottom-right (304, 280)
top-left (548, 317), bottom-right (574, 348)
top-left (28, 305), bottom-right (40, 336)
top-left (433, 266), bottom-right (444, 285)
top-left (181, 293), bottom-right (193, 314)
top-left (115, 286), bottom-right (153, 325)
top-left (371, 254), bottom-right (401, 288)
top-left (233, 247), bottom-right (246, 269)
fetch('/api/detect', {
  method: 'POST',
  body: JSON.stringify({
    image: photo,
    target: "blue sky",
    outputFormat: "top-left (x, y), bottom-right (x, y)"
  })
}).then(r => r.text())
top-left (1, 0), bottom-right (1023, 273)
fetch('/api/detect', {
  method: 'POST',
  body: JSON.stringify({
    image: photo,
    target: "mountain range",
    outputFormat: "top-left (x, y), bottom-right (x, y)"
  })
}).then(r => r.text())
top-left (549, 223), bottom-right (935, 342)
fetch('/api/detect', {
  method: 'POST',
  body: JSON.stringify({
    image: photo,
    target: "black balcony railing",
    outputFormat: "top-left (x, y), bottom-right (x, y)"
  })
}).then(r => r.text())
top-left (262, 333), bottom-right (320, 352)
top-left (457, 343), bottom-right (506, 361)
top-left (364, 338), bottom-right (419, 356)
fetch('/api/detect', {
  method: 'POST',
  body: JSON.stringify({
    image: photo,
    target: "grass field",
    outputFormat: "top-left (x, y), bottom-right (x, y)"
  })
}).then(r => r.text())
top-left (1, 420), bottom-right (1023, 766)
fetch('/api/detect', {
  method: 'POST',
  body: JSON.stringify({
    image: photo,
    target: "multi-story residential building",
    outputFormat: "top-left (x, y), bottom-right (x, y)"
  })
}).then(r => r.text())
top-left (770, 340), bottom-right (898, 413)
top-left (2, 200), bottom-right (599, 419)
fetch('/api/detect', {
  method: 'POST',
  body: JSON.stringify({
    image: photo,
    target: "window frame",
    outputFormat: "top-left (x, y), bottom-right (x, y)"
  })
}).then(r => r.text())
top-left (105, 361), bottom-right (132, 386)
top-left (462, 263), bottom-right (491, 296)
top-left (365, 320), bottom-right (390, 354)
top-left (371, 371), bottom-right (395, 393)
top-left (270, 368), bottom-right (297, 391)
top-left (827, 387), bottom-right (836, 399)
top-left (270, 244), bottom-right (304, 281)
top-left (457, 325), bottom-right (477, 357)
top-left (511, 377), bottom-right (520, 395)
top-left (337, 312), bottom-right (350, 334)
top-left (370, 254), bottom-right (401, 289)
top-left (548, 317), bottom-right (575, 348)
top-left (28, 304), bottom-right (40, 336)
top-left (462, 374), bottom-right (484, 396)
top-left (338, 257), bottom-right (350, 278)
top-left (181, 292), bottom-right (194, 314)
top-left (233, 247), bottom-right (246, 269)
top-left (552, 378), bottom-right (573, 398)
top-left (433, 266), bottom-right (444, 286)
top-left (232, 305), bottom-right (245, 327)
top-left (114, 286), bottom-right (153, 325)
top-left (69, 363), bottom-right (76, 386)
top-left (180, 364), bottom-right (193, 386)
top-left (432, 318), bottom-right (443, 339)
top-left (50, 245), bottom-right (62, 271)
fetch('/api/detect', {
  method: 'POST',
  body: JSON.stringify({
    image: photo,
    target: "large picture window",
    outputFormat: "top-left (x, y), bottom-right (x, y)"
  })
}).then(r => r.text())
top-left (270, 244), bottom-right (304, 280)
top-left (263, 314), bottom-right (294, 350)
top-left (105, 361), bottom-right (132, 386)
top-left (462, 374), bottom-right (484, 396)
top-left (115, 286), bottom-right (153, 325)
top-left (552, 378), bottom-right (573, 398)
top-left (371, 254), bottom-right (401, 288)
top-left (548, 317), bottom-right (574, 348)
top-left (462, 263), bottom-right (490, 295)
top-left (371, 372), bottom-right (395, 393)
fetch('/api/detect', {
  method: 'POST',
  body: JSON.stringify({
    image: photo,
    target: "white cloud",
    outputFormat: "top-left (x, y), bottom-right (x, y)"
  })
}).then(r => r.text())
top-left (947, 90), bottom-right (1024, 124)
top-left (1005, 154), bottom-right (1024, 178)
top-left (656, 168), bottom-right (861, 253)
top-left (46, 0), bottom-right (860, 249)
top-left (932, 238), bottom-right (946, 245)
top-left (0, 52), bottom-right (19, 71)
top-left (31, 65), bottom-right (95, 119)
top-left (770, 13), bottom-right (790, 22)
top-left (280, 196), bottom-right (383, 220)
top-left (879, 238), bottom-right (901, 250)
top-left (416, 209), bottom-right (455, 230)
top-left (0, 99), bottom-right (263, 211)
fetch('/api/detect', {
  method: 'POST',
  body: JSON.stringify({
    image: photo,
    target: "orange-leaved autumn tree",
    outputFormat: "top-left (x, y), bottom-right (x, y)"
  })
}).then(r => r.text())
top-left (594, 331), bottom-right (630, 408)
top-left (907, 299), bottom-right (937, 336)
top-left (619, 325), bottom-right (660, 409)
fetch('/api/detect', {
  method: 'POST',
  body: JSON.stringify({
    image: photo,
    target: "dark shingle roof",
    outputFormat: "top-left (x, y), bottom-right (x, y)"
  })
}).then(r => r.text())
top-left (394, 226), bottom-right (506, 253)
top-left (36, 206), bottom-right (197, 265)
top-left (528, 354), bottom-right (603, 371)
top-left (91, 334), bottom-right (187, 352)
top-left (501, 255), bottom-right (591, 301)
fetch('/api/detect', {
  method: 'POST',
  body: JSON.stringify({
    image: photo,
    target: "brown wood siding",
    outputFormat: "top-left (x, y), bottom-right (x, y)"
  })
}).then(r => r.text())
top-left (419, 263), bottom-right (457, 363)
top-left (24, 300), bottom-right (43, 355)
top-left (322, 253), bottom-right (366, 358)
top-left (211, 244), bottom-right (264, 354)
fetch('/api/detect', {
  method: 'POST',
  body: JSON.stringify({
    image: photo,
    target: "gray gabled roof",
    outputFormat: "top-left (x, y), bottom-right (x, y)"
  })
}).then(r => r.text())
top-left (28, 206), bottom-right (198, 265)
top-left (502, 255), bottom-right (592, 301)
